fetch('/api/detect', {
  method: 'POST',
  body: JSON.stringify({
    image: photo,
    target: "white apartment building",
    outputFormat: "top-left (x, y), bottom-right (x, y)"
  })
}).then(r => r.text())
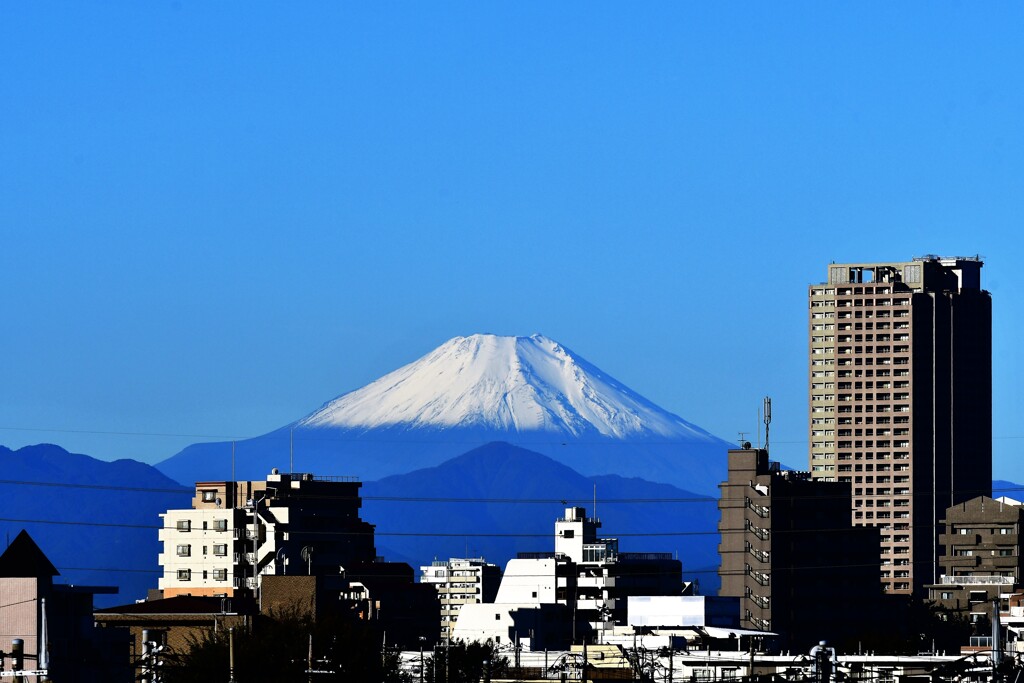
top-left (419, 558), bottom-right (500, 642)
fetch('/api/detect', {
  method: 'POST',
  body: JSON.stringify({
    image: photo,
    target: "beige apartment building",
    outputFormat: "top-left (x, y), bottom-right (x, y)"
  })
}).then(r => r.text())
top-left (808, 256), bottom-right (991, 595)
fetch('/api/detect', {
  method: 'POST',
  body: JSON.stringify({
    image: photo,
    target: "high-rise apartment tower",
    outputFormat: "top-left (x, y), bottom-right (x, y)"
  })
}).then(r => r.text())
top-left (808, 256), bottom-right (991, 595)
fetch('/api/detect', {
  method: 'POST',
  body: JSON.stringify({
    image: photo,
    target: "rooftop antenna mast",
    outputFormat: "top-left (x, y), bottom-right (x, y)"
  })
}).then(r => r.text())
top-left (757, 401), bottom-right (761, 447)
top-left (763, 397), bottom-right (772, 454)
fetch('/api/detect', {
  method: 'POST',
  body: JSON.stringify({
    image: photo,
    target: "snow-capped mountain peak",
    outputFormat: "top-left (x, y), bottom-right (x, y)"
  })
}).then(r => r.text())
top-left (298, 333), bottom-right (716, 441)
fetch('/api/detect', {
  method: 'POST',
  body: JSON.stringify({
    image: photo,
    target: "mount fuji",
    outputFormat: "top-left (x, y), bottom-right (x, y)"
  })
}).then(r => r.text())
top-left (157, 334), bottom-right (733, 494)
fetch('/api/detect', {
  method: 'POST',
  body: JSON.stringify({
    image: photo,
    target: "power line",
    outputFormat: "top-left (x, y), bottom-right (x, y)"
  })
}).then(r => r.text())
top-left (7, 422), bottom-right (1024, 446)
top-left (0, 475), bottom-right (1019, 506)
top-left (0, 512), bottom-right (986, 540)
top-left (0, 478), bottom-right (190, 494)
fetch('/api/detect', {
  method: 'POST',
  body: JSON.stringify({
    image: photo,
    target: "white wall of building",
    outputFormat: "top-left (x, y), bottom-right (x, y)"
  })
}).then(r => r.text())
top-left (450, 603), bottom-right (533, 646)
top-left (494, 558), bottom-right (560, 605)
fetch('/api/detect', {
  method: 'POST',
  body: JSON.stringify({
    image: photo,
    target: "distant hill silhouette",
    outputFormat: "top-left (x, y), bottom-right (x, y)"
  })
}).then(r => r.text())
top-left (0, 444), bottom-right (191, 606)
top-left (993, 480), bottom-right (1022, 498)
top-left (362, 441), bottom-right (722, 593)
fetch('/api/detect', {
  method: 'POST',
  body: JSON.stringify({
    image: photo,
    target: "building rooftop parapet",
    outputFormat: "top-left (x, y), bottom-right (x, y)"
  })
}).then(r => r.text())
top-left (430, 557), bottom-right (490, 566)
top-left (774, 468), bottom-right (811, 482)
top-left (556, 516), bottom-right (600, 524)
top-left (273, 473), bottom-right (360, 483)
top-left (914, 254), bottom-right (983, 264)
top-left (618, 552), bottom-right (673, 561)
top-left (516, 551), bottom-right (569, 560)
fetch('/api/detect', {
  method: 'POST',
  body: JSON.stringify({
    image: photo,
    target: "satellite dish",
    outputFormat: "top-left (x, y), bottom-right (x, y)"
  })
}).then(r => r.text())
top-left (215, 498), bottom-right (222, 508)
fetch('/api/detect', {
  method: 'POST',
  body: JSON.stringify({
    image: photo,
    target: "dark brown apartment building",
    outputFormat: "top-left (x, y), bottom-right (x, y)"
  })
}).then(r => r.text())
top-left (807, 256), bottom-right (991, 596)
top-left (718, 447), bottom-right (882, 650)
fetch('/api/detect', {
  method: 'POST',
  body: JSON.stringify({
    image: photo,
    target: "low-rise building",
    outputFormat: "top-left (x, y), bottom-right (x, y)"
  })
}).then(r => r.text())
top-left (927, 495), bottom-right (1024, 622)
top-left (0, 530), bottom-right (122, 682)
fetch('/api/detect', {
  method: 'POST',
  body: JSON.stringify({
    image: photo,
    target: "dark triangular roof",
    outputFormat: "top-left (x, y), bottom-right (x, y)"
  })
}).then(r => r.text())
top-left (95, 595), bottom-right (257, 615)
top-left (0, 530), bottom-right (59, 578)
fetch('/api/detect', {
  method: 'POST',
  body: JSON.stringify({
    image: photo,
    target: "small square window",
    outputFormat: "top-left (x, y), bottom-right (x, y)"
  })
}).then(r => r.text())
top-left (176, 520), bottom-right (191, 532)
top-left (177, 569), bottom-right (191, 581)
top-left (176, 544), bottom-right (191, 557)
top-left (213, 544), bottom-right (228, 556)
top-left (202, 490), bottom-right (217, 502)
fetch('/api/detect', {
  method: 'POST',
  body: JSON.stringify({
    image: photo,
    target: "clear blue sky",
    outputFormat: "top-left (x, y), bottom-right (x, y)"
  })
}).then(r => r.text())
top-left (2, 3), bottom-right (1023, 478)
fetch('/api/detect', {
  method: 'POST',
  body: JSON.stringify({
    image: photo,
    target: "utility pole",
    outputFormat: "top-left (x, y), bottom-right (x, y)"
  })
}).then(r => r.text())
top-left (141, 629), bottom-right (166, 683)
top-left (419, 639), bottom-right (425, 683)
top-left (992, 597), bottom-right (1003, 681)
top-left (11, 639), bottom-right (23, 683)
top-left (228, 627), bottom-right (236, 683)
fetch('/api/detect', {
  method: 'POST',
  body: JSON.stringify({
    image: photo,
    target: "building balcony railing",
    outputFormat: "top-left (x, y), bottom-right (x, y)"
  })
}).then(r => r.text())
top-left (578, 576), bottom-right (616, 589)
top-left (745, 519), bottom-right (770, 541)
top-left (748, 592), bottom-right (770, 610)
top-left (750, 615), bottom-right (771, 631)
top-left (746, 498), bottom-right (770, 519)
top-left (746, 564), bottom-right (770, 587)
top-left (747, 546), bottom-right (770, 564)
top-left (940, 575), bottom-right (1014, 586)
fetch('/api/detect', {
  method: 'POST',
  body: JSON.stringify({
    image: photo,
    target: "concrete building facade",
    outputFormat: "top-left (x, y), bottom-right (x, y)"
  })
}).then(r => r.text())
top-left (808, 256), bottom-right (991, 595)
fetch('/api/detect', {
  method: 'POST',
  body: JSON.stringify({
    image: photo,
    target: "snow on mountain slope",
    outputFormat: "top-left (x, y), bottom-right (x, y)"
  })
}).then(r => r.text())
top-left (299, 334), bottom-right (718, 441)
top-left (157, 334), bottom-right (733, 494)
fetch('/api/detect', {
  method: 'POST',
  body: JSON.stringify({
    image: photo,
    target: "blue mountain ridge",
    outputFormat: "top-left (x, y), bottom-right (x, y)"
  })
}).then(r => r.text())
top-left (0, 444), bottom-right (191, 607)
top-left (362, 441), bottom-right (722, 594)
top-left (13, 442), bottom-right (1012, 606)
top-left (156, 425), bottom-right (732, 498)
